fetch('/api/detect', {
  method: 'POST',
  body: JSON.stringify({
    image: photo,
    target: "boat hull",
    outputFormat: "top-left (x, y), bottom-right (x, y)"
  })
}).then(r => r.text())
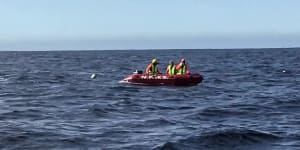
top-left (121, 73), bottom-right (203, 86)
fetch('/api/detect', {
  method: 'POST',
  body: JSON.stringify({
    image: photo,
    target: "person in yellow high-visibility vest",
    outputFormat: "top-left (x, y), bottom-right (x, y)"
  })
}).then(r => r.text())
top-left (165, 60), bottom-right (176, 75)
top-left (176, 58), bottom-right (190, 75)
top-left (146, 58), bottom-right (161, 75)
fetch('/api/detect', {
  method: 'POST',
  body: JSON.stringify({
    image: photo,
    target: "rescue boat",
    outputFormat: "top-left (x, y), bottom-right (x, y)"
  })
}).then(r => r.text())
top-left (121, 70), bottom-right (203, 86)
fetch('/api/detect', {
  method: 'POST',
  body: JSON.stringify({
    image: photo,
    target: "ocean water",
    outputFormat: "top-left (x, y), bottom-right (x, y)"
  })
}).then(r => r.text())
top-left (0, 49), bottom-right (299, 150)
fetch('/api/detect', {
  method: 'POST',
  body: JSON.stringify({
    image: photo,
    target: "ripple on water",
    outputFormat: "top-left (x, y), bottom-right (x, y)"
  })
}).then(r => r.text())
top-left (155, 129), bottom-right (280, 150)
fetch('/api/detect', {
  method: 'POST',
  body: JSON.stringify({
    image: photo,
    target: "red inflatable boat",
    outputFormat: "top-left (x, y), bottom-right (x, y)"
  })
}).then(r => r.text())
top-left (121, 71), bottom-right (203, 86)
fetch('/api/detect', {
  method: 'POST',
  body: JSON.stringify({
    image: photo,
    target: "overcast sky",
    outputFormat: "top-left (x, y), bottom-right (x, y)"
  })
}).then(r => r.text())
top-left (1, 0), bottom-right (300, 50)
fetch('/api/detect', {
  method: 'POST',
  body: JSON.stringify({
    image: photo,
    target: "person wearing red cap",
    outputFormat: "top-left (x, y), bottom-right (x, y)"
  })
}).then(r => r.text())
top-left (176, 58), bottom-right (190, 75)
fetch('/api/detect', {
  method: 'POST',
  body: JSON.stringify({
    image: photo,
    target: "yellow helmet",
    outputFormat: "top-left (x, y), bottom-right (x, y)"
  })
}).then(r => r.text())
top-left (152, 58), bottom-right (158, 64)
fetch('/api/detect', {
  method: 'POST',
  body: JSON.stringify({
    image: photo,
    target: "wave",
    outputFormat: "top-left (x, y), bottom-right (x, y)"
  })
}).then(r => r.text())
top-left (88, 104), bottom-right (117, 117)
top-left (189, 106), bottom-right (250, 120)
top-left (109, 85), bottom-right (140, 92)
top-left (0, 77), bottom-right (8, 82)
top-left (1, 134), bottom-right (93, 149)
top-left (0, 109), bottom-right (44, 120)
top-left (142, 118), bottom-right (176, 127)
top-left (155, 129), bottom-right (279, 150)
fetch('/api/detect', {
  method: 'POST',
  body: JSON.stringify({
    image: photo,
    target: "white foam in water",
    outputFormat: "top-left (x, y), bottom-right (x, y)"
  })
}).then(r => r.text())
top-left (118, 80), bottom-right (127, 83)
top-left (90, 74), bottom-right (96, 79)
top-left (0, 77), bottom-right (8, 82)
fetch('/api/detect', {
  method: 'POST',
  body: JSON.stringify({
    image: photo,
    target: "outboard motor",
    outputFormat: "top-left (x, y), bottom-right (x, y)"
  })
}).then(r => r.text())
top-left (133, 70), bottom-right (143, 74)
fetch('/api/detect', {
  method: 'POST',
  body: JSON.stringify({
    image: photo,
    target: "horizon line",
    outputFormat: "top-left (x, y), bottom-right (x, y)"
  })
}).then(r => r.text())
top-left (0, 47), bottom-right (299, 52)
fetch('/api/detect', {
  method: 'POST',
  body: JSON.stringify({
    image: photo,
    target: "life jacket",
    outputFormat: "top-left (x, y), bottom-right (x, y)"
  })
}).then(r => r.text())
top-left (149, 64), bottom-right (158, 75)
top-left (177, 64), bottom-right (186, 75)
top-left (168, 64), bottom-right (176, 75)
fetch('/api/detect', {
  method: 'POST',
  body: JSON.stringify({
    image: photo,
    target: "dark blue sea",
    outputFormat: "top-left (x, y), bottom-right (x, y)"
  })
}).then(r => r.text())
top-left (0, 49), bottom-right (299, 150)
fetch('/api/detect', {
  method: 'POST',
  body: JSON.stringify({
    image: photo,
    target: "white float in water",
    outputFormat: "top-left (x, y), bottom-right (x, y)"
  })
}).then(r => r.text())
top-left (90, 73), bottom-right (96, 79)
top-left (282, 70), bottom-right (286, 73)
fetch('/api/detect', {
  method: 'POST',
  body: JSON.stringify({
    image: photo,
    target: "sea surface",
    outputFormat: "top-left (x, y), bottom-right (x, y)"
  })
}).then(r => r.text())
top-left (0, 49), bottom-right (299, 150)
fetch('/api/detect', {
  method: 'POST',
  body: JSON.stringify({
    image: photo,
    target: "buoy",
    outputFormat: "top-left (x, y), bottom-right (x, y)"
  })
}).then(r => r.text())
top-left (282, 70), bottom-right (286, 73)
top-left (90, 74), bottom-right (96, 79)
